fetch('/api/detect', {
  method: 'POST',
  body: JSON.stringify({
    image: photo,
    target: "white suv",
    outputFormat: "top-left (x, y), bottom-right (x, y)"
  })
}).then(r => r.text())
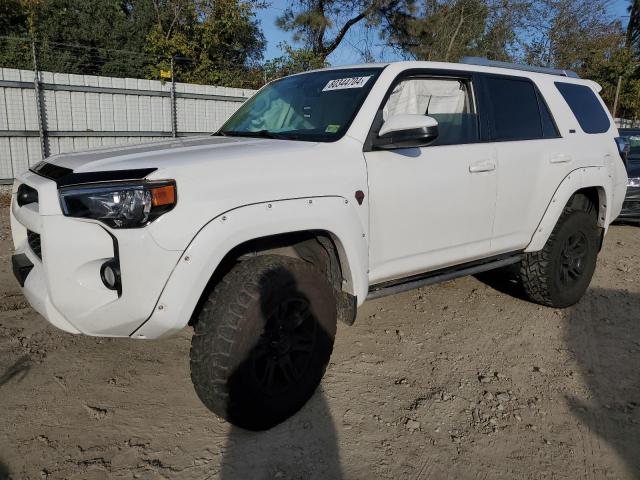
top-left (10, 59), bottom-right (628, 430)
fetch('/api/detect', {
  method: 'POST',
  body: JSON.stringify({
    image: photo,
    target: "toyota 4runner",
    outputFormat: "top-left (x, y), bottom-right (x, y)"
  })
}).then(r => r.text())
top-left (10, 58), bottom-right (629, 430)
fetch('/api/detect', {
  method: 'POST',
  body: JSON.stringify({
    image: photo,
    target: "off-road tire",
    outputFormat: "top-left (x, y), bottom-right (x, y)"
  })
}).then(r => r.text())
top-left (190, 255), bottom-right (337, 431)
top-left (520, 194), bottom-right (600, 308)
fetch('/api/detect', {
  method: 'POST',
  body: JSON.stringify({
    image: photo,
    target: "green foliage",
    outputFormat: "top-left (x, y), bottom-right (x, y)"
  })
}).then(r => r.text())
top-left (585, 47), bottom-right (640, 119)
top-left (0, 0), bottom-right (639, 119)
top-left (0, 0), bottom-right (155, 75)
top-left (380, 0), bottom-right (530, 62)
top-left (627, 0), bottom-right (640, 53)
top-left (263, 42), bottom-right (328, 80)
top-left (0, 0), bottom-right (266, 87)
top-left (522, 0), bottom-right (639, 119)
top-left (277, 0), bottom-right (414, 61)
top-left (144, 0), bottom-right (266, 87)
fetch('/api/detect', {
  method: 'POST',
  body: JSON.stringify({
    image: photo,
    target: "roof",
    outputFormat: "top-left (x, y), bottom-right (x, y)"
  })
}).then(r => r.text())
top-left (292, 59), bottom-right (599, 89)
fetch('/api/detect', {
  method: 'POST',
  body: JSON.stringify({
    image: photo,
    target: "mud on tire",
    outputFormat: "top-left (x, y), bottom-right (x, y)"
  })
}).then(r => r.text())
top-left (520, 193), bottom-right (601, 308)
top-left (189, 255), bottom-right (337, 431)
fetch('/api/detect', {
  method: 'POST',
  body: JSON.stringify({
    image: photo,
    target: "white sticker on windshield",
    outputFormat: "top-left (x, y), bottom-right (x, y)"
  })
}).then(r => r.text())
top-left (322, 76), bottom-right (372, 91)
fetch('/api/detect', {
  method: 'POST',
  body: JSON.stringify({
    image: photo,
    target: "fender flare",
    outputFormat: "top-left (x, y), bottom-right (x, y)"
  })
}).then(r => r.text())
top-left (525, 166), bottom-right (612, 252)
top-left (132, 196), bottom-right (369, 338)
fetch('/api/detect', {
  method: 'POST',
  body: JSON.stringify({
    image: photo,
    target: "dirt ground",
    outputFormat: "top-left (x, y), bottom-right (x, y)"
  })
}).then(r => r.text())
top-left (0, 203), bottom-right (638, 480)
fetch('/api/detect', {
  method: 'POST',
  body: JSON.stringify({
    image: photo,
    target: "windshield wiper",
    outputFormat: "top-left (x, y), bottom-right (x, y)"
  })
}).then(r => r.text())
top-left (221, 130), bottom-right (299, 140)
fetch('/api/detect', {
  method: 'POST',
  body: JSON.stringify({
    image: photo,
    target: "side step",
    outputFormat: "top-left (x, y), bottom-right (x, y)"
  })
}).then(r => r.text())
top-left (367, 253), bottom-right (523, 300)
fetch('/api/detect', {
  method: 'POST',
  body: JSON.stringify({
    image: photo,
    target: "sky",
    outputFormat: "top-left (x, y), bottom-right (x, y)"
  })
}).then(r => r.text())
top-left (258, 0), bottom-right (632, 65)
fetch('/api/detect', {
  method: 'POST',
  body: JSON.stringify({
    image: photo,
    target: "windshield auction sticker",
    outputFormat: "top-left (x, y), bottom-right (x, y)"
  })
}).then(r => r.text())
top-left (322, 76), bottom-right (372, 91)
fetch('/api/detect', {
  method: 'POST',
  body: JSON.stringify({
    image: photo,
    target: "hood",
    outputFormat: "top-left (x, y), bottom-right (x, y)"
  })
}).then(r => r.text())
top-left (27, 132), bottom-right (367, 251)
top-left (41, 135), bottom-right (314, 174)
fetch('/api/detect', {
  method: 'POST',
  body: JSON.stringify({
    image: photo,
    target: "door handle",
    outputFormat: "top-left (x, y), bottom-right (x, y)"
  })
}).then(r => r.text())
top-left (550, 153), bottom-right (572, 164)
top-left (469, 161), bottom-right (496, 173)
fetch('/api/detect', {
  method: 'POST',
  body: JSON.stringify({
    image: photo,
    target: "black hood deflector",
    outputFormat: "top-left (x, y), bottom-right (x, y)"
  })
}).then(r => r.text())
top-left (31, 161), bottom-right (156, 188)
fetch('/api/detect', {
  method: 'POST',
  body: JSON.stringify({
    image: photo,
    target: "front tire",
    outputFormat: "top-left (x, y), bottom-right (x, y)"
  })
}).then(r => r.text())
top-left (190, 255), bottom-right (337, 431)
top-left (520, 194), bottom-right (601, 308)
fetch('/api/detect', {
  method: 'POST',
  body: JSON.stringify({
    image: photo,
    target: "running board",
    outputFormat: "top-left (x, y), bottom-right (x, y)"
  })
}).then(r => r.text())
top-left (367, 253), bottom-right (523, 300)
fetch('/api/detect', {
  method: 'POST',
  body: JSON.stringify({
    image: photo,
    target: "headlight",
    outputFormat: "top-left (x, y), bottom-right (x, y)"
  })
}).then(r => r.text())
top-left (629, 177), bottom-right (640, 188)
top-left (59, 181), bottom-right (176, 228)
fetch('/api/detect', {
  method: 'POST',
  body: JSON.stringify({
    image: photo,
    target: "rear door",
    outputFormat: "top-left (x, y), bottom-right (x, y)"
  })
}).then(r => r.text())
top-left (481, 74), bottom-right (569, 253)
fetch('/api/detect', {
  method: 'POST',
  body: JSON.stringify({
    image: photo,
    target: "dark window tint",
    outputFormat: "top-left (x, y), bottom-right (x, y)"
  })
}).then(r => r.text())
top-left (537, 93), bottom-right (560, 138)
top-left (555, 82), bottom-right (610, 134)
top-left (485, 77), bottom-right (543, 140)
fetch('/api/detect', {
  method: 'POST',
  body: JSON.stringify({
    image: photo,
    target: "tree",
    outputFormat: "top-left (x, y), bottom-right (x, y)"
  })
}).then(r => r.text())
top-left (523, 0), bottom-right (637, 117)
top-left (380, 0), bottom-right (531, 62)
top-left (35, 0), bottom-right (148, 76)
top-left (627, 0), bottom-right (640, 55)
top-left (523, 0), bottom-right (622, 69)
top-left (0, 0), bottom-right (33, 70)
top-left (262, 42), bottom-right (328, 80)
top-left (0, 0), bottom-right (267, 86)
top-left (276, 0), bottom-right (413, 62)
top-left (144, 0), bottom-right (266, 86)
top-left (0, 0), bottom-right (158, 75)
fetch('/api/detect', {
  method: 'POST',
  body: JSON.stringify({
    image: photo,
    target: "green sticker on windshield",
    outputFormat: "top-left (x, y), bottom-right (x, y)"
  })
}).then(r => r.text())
top-left (325, 124), bottom-right (340, 133)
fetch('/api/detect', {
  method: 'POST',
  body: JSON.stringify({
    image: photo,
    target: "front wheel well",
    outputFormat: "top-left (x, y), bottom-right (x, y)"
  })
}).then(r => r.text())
top-left (189, 230), bottom-right (356, 327)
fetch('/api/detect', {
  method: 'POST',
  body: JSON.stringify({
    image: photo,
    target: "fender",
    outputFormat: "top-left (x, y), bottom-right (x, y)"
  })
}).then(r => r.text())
top-left (525, 166), bottom-right (612, 252)
top-left (131, 196), bottom-right (369, 339)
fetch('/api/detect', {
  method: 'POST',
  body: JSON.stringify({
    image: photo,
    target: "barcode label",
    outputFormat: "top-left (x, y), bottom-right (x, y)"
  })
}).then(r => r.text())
top-left (322, 76), bottom-right (372, 91)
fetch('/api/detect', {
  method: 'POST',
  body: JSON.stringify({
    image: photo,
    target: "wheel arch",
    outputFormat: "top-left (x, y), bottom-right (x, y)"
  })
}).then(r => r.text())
top-left (131, 196), bottom-right (368, 339)
top-left (526, 167), bottom-right (611, 253)
top-left (188, 229), bottom-right (357, 327)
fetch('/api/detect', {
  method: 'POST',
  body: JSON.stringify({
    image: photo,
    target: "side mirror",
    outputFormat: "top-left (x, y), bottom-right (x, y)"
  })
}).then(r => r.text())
top-left (374, 114), bottom-right (439, 149)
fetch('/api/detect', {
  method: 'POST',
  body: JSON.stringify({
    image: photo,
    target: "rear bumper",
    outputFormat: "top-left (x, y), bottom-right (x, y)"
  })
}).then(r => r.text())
top-left (10, 170), bottom-right (183, 337)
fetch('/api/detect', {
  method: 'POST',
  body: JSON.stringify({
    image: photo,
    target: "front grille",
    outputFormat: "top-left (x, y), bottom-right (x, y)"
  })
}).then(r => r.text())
top-left (27, 230), bottom-right (42, 260)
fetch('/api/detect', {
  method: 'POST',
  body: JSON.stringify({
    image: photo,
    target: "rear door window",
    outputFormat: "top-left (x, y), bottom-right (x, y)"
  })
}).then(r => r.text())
top-left (555, 82), bottom-right (611, 134)
top-left (484, 77), bottom-right (544, 141)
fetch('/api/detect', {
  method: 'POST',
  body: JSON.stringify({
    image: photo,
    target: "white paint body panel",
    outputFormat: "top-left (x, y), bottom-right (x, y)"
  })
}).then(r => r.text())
top-left (9, 60), bottom-right (628, 338)
top-left (365, 142), bottom-right (498, 283)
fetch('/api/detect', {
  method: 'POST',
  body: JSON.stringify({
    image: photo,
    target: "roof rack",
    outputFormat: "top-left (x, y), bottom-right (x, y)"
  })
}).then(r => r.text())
top-left (459, 57), bottom-right (580, 79)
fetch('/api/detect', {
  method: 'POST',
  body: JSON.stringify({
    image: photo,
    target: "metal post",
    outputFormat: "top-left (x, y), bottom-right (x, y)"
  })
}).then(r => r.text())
top-left (31, 39), bottom-right (48, 159)
top-left (170, 57), bottom-right (177, 138)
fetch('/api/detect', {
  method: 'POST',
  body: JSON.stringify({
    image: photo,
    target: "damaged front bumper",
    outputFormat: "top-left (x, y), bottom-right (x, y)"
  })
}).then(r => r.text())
top-left (10, 170), bottom-right (183, 337)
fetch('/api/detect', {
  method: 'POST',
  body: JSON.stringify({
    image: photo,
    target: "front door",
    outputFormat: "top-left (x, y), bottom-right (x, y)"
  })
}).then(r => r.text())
top-left (364, 74), bottom-right (498, 284)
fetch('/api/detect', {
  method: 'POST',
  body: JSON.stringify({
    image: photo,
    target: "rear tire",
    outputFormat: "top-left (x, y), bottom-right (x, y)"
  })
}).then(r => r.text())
top-left (190, 255), bottom-right (337, 431)
top-left (520, 194), bottom-right (600, 308)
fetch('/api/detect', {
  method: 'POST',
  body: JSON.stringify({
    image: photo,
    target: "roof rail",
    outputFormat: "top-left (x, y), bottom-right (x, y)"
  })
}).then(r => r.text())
top-left (459, 57), bottom-right (580, 79)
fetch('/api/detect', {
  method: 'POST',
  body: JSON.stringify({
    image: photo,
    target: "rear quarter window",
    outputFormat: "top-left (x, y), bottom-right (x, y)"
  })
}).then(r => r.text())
top-left (554, 82), bottom-right (611, 134)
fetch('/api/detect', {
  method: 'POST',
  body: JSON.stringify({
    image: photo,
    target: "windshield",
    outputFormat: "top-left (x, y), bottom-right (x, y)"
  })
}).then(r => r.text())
top-left (219, 67), bottom-right (383, 142)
